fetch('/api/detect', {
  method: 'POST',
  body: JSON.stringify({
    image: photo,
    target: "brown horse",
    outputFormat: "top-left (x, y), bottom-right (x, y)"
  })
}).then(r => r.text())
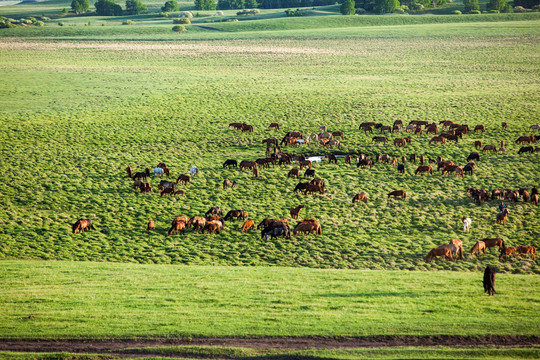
top-left (499, 246), bottom-right (516, 261)
top-left (223, 179), bottom-right (237, 189)
top-left (268, 123), bottom-right (280, 130)
top-left (482, 238), bottom-right (506, 251)
top-left (288, 168), bottom-right (300, 179)
top-left (532, 193), bottom-right (539, 206)
top-left (310, 178), bottom-right (325, 194)
top-left (203, 220), bottom-right (223, 234)
top-left (449, 239), bottom-right (464, 260)
top-left (426, 247), bottom-right (453, 262)
top-left (168, 220), bottom-right (186, 236)
top-left (239, 160), bottom-right (257, 171)
top-left (388, 190), bottom-right (406, 199)
top-left (132, 168), bottom-right (150, 181)
top-left (176, 174), bottom-right (191, 184)
top-left (474, 125), bottom-right (485, 133)
top-left (516, 245), bottom-right (536, 260)
top-left (147, 220), bottom-right (155, 231)
top-left (471, 241), bottom-right (486, 257)
top-left (241, 220), bottom-right (255, 233)
top-left (187, 216), bottom-right (206, 233)
top-left (482, 145), bottom-right (497, 153)
top-left (305, 183), bottom-right (323, 195)
top-left (293, 219), bottom-right (322, 235)
top-left (415, 165), bottom-right (433, 175)
top-left (72, 219), bottom-right (94, 234)
top-left (352, 192), bottom-right (367, 203)
top-left (224, 210), bottom-right (248, 221)
top-left (474, 140), bottom-right (482, 149)
top-left (290, 204), bottom-right (304, 219)
top-left (496, 208), bottom-right (509, 225)
top-left (332, 131), bottom-right (344, 139)
top-left (372, 136), bottom-right (388, 143)
top-left (253, 167), bottom-right (259, 178)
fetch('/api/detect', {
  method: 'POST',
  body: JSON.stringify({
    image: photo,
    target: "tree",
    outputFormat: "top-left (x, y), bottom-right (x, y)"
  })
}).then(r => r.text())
top-left (340, 0), bottom-right (355, 14)
top-left (94, 0), bottom-right (123, 15)
top-left (462, 0), bottom-right (479, 12)
top-left (486, 0), bottom-right (506, 10)
top-left (244, 0), bottom-right (258, 7)
top-left (125, 0), bottom-right (147, 14)
top-left (161, 0), bottom-right (179, 11)
top-left (71, 0), bottom-right (90, 13)
top-left (195, 0), bottom-right (217, 10)
top-left (373, 0), bottom-right (398, 13)
top-left (217, 0), bottom-right (245, 9)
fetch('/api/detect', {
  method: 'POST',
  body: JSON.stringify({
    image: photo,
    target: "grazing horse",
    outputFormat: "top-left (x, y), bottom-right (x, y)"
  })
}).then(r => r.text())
top-left (224, 210), bottom-right (247, 221)
top-left (474, 141), bottom-right (482, 149)
top-left (305, 183), bottom-right (323, 195)
top-left (429, 136), bottom-right (446, 145)
top-left (426, 247), bottom-right (453, 262)
top-left (176, 174), bottom-right (190, 184)
top-left (397, 164), bottom-right (405, 173)
top-left (147, 220), bottom-right (155, 231)
top-left (327, 154), bottom-right (338, 164)
top-left (496, 208), bottom-right (509, 225)
top-left (168, 220), bottom-right (186, 236)
top-left (518, 146), bottom-right (534, 154)
top-left (474, 125), bottom-right (485, 133)
top-left (261, 221), bottom-right (291, 240)
top-left (293, 219), bottom-right (322, 235)
top-left (482, 145), bottom-right (497, 153)
top-left (310, 178), bottom-right (325, 194)
top-left (483, 266), bottom-right (496, 296)
top-left (288, 168), bottom-right (300, 179)
top-left (449, 239), bottom-right (464, 260)
top-left (72, 219), bottom-right (94, 234)
top-left (388, 190), bottom-right (406, 199)
top-left (415, 165), bottom-right (433, 175)
top-left (132, 168), bottom-right (150, 181)
top-left (205, 206), bottom-right (223, 217)
top-left (257, 218), bottom-right (277, 230)
top-left (516, 245), bottom-right (536, 260)
top-left (372, 136), bottom-right (388, 143)
top-left (239, 161), bottom-right (257, 171)
top-left (290, 204), bottom-right (305, 219)
top-left (501, 122), bottom-right (508, 129)
top-left (499, 247), bottom-right (517, 261)
top-left (304, 169), bottom-right (315, 177)
top-left (241, 220), bottom-right (255, 233)
top-left (532, 193), bottom-right (539, 206)
top-left (223, 159), bottom-right (238, 168)
top-left (352, 192), bottom-right (368, 204)
top-left (203, 220), bottom-right (224, 234)
top-left (462, 217), bottom-right (472, 232)
top-left (482, 238), bottom-right (506, 252)
top-left (268, 123), bottom-right (280, 130)
top-left (471, 241), bottom-right (486, 257)
top-left (332, 131), bottom-right (344, 139)
top-left (515, 136), bottom-right (535, 144)
top-left (187, 216), bottom-right (206, 233)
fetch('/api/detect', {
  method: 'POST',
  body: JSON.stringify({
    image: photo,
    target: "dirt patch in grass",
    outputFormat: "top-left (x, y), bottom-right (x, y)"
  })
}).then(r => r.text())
top-left (1, 335), bottom-right (539, 354)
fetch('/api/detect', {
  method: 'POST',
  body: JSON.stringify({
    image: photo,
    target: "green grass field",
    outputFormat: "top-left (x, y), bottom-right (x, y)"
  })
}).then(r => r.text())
top-left (1, 260), bottom-right (539, 338)
top-left (0, 2), bottom-right (539, 357)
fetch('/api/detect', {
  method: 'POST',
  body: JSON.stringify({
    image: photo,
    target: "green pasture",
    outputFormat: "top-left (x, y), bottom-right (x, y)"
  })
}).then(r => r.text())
top-left (0, 15), bottom-right (539, 272)
top-left (2, 346), bottom-right (540, 359)
top-left (0, 261), bottom-right (539, 338)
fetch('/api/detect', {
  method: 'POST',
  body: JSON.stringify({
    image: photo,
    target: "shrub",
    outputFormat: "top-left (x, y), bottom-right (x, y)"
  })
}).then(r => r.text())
top-left (284, 8), bottom-right (306, 16)
top-left (400, 4), bottom-right (409, 11)
top-left (27, 16), bottom-right (37, 23)
top-left (533, 4), bottom-right (540, 10)
top-left (35, 21), bottom-right (45, 26)
top-left (195, 0), bottom-right (216, 10)
top-left (355, 7), bottom-right (366, 13)
top-left (125, 0), bottom-right (147, 15)
top-left (215, 10), bottom-right (224, 15)
top-left (161, 0), bottom-right (178, 12)
top-left (173, 17), bottom-right (191, 23)
top-left (179, 11), bottom-right (193, 18)
top-left (340, 0), bottom-right (355, 14)
top-left (410, 3), bottom-right (424, 10)
top-left (159, 12), bottom-right (169, 16)
top-left (122, 19), bottom-right (136, 24)
top-left (236, 8), bottom-right (260, 15)
top-left (463, 0), bottom-right (479, 12)
top-left (172, 24), bottom-right (185, 32)
top-left (513, 5), bottom-right (526, 11)
top-left (502, 4), bottom-right (513, 11)
top-left (489, 9), bottom-right (499, 12)
top-left (374, 0), bottom-right (399, 13)
top-left (58, 21), bottom-right (65, 26)
top-left (393, 7), bottom-right (405, 13)
top-left (469, 9), bottom-right (481, 13)
top-left (94, 0), bottom-right (123, 16)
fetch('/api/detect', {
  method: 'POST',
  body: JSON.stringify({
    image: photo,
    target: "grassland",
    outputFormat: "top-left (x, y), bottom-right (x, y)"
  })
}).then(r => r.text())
top-left (0, 10), bottom-right (539, 274)
top-left (0, 261), bottom-right (539, 339)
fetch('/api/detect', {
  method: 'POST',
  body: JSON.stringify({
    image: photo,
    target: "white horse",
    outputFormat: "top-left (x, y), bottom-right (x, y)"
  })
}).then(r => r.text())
top-left (462, 217), bottom-right (472, 232)
top-left (154, 167), bottom-right (164, 177)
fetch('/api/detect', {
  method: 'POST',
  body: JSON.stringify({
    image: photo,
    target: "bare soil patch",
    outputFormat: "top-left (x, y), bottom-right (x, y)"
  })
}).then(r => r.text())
top-left (0, 335), bottom-right (538, 355)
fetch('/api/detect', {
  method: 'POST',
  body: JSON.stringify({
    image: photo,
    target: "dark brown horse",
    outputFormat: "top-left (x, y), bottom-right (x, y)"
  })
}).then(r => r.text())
top-left (224, 210), bottom-right (248, 221)
top-left (415, 165), bottom-right (433, 175)
top-left (482, 237), bottom-right (506, 251)
top-left (176, 174), bottom-right (190, 184)
top-left (268, 123), bottom-right (280, 130)
top-left (388, 190), bottom-right (406, 199)
top-left (483, 266), bottom-right (496, 296)
top-left (290, 205), bottom-right (305, 219)
top-left (72, 219), bottom-right (95, 234)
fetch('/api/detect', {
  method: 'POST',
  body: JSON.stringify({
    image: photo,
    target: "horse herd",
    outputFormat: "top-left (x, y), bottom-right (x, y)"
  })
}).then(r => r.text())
top-left (71, 120), bottom-right (537, 275)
